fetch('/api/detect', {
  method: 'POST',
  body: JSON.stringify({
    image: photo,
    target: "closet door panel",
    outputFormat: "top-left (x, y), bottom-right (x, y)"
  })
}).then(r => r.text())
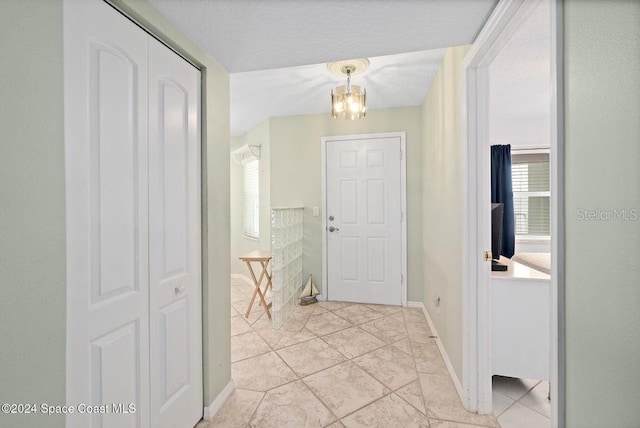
top-left (148, 36), bottom-right (202, 428)
top-left (65, 1), bottom-right (150, 427)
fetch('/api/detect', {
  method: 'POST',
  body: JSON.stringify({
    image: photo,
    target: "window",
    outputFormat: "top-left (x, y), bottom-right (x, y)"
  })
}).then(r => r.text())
top-left (511, 152), bottom-right (550, 237)
top-left (243, 160), bottom-right (259, 238)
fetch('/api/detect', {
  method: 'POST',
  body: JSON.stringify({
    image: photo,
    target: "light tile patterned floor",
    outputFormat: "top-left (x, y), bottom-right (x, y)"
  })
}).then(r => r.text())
top-left (196, 277), bottom-right (501, 428)
top-left (493, 376), bottom-right (550, 428)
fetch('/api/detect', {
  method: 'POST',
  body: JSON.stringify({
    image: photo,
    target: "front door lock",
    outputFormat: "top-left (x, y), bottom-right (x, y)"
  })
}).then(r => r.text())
top-left (328, 226), bottom-right (339, 232)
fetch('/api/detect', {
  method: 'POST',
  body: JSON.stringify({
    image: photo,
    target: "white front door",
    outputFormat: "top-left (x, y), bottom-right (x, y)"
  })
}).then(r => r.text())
top-left (325, 135), bottom-right (404, 305)
top-left (148, 37), bottom-right (202, 428)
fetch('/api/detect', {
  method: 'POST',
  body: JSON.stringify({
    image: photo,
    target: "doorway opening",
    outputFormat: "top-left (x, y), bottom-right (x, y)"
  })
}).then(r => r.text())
top-left (462, 0), bottom-right (564, 427)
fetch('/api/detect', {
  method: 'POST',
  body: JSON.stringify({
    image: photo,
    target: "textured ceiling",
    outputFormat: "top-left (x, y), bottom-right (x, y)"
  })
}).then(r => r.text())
top-left (147, 0), bottom-right (498, 73)
top-left (490, 0), bottom-right (551, 119)
top-left (230, 49), bottom-right (447, 135)
top-left (147, 0), bottom-right (502, 136)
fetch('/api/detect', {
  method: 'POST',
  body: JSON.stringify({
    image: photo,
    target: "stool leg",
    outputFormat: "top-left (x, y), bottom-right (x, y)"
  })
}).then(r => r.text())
top-left (255, 261), bottom-right (272, 320)
top-left (244, 261), bottom-right (260, 318)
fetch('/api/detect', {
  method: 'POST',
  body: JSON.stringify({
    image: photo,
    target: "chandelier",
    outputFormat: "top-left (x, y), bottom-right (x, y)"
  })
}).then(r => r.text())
top-left (328, 59), bottom-right (369, 120)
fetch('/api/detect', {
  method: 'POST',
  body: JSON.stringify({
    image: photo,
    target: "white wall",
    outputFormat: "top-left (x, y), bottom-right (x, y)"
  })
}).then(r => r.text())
top-left (490, 115), bottom-right (551, 148)
top-left (420, 45), bottom-right (471, 381)
top-left (269, 107), bottom-right (424, 301)
top-left (489, 0), bottom-right (551, 149)
top-left (230, 120), bottom-right (271, 275)
top-left (564, 1), bottom-right (640, 426)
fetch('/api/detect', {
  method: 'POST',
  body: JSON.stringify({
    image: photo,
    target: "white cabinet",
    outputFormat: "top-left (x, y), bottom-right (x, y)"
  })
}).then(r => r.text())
top-left (491, 257), bottom-right (550, 381)
top-left (64, 1), bottom-right (202, 427)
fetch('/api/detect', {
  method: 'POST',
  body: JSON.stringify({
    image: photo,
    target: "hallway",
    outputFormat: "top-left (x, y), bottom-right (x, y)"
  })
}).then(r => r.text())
top-left (197, 277), bottom-right (500, 428)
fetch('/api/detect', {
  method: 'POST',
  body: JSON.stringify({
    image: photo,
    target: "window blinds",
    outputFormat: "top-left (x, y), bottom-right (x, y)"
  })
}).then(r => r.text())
top-left (511, 152), bottom-right (550, 236)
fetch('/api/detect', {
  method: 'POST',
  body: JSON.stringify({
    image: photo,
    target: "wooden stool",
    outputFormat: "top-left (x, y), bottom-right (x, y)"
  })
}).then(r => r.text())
top-left (239, 251), bottom-right (273, 320)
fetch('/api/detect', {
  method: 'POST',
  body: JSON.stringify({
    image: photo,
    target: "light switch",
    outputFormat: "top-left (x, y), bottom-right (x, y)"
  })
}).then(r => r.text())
top-left (312, 207), bottom-right (319, 217)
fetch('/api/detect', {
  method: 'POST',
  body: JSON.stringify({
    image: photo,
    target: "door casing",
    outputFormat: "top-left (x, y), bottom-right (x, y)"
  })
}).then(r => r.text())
top-left (460, 1), bottom-right (564, 427)
top-left (321, 132), bottom-right (408, 306)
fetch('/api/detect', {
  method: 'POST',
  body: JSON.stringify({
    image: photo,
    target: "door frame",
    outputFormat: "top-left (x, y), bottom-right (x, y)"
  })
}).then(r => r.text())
top-left (320, 132), bottom-right (408, 306)
top-left (461, 0), bottom-right (564, 426)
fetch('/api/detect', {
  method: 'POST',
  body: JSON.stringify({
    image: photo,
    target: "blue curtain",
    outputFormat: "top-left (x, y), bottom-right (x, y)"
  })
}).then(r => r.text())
top-left (491, 145), bottom-right (515, 258)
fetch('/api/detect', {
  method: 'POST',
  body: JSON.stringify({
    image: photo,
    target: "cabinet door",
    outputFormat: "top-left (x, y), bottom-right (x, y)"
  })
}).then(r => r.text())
top-left (148, 36), bottom-right (203, 428)
top-left (65, 1), bottom-right (150, 427)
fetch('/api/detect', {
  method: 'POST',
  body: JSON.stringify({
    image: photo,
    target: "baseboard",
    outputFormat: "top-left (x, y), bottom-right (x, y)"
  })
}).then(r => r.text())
top-left (203, 379), bottom-right (235, 421)
top-left (407, 300), bottom-right (466, 404)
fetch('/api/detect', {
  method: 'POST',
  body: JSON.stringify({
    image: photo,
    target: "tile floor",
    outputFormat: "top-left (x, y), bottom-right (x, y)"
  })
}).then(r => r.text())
top-left (196, 277), bottom-right (502, 428)
top-left (493, 376), bottom-right (550, 428)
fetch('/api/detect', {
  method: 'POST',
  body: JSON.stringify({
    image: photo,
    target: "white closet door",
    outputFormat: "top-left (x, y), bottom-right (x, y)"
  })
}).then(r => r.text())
top-left (148, 37), bottom-right (202, 428)
top-left (65, 1), bottom-right (150, 427)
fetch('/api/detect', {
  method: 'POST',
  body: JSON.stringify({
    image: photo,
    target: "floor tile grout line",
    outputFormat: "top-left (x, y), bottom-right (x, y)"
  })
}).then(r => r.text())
top-left (496, 397), bottom-right (519, 418)
top-left (327, 387), bottom-right (422, 424)
top-left (316, 326), bottom-right (388, 360)
top-left (258, 334), bottom-right (346, 424)
top-left (296, 373), bottom-right (341, 425)
top-left (493, 379), bottom-right (551, 423)
top-left (514, 388), bottom-right (551, 420)
top-left (394, 385), bottom-right (430, 418)
top-left (291, 314), bottom-right (418, 423)
top-left (329, 387), bottom-right (396, 422)
top-left (228, 295), bottom-right (500, 428)
top-left (244, 389), bottom-right (267, 427)
top-left (256, 330), bottom-right (318, 353)
top-left (402, 309), bottom-right (431, 418)
top-left (432, 415), bottom-right (500, 428)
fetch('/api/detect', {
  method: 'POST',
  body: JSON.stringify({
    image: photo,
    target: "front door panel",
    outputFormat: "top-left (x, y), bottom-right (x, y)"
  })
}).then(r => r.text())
top-left (326, 136), bottom-right (402, 305)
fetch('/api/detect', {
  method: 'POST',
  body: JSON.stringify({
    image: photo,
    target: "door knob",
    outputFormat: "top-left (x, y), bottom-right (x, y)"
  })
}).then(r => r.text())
top-left (328, 226), bottom-right (339, 232)
top-left (175, 285), bottom-right (184, 294)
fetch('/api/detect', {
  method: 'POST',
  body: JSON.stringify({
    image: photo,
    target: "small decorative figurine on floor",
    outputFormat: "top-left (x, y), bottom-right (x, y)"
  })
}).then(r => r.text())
top-left (299, 274), bottom-right (319, 306)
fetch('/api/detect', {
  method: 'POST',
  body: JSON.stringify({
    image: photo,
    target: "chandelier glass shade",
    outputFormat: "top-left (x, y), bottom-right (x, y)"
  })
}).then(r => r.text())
top-left (331, 66), bottom-right (367, 120)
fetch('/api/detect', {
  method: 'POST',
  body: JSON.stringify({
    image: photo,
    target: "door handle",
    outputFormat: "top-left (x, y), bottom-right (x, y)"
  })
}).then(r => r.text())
top-left (328, 226), bottom-right (339, 232)
top-left (175, 285), bottom-right (185, 294)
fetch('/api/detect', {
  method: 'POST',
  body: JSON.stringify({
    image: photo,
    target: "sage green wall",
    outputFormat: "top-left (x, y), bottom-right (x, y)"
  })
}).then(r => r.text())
top-left (421, 46), bottom-right (471, 381)
top-left (112, 0), bottom-right (232, 407)
top-left (0, 1), bottom-right (66, 427)
top-left (230, 120), bottom-right (272, 275)
top-left (269, 107), bottom-right (423, 301)
top-left (230, 136), bottom-right (244, 275)
top-left (564, 1), bottom-right (640, 426)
